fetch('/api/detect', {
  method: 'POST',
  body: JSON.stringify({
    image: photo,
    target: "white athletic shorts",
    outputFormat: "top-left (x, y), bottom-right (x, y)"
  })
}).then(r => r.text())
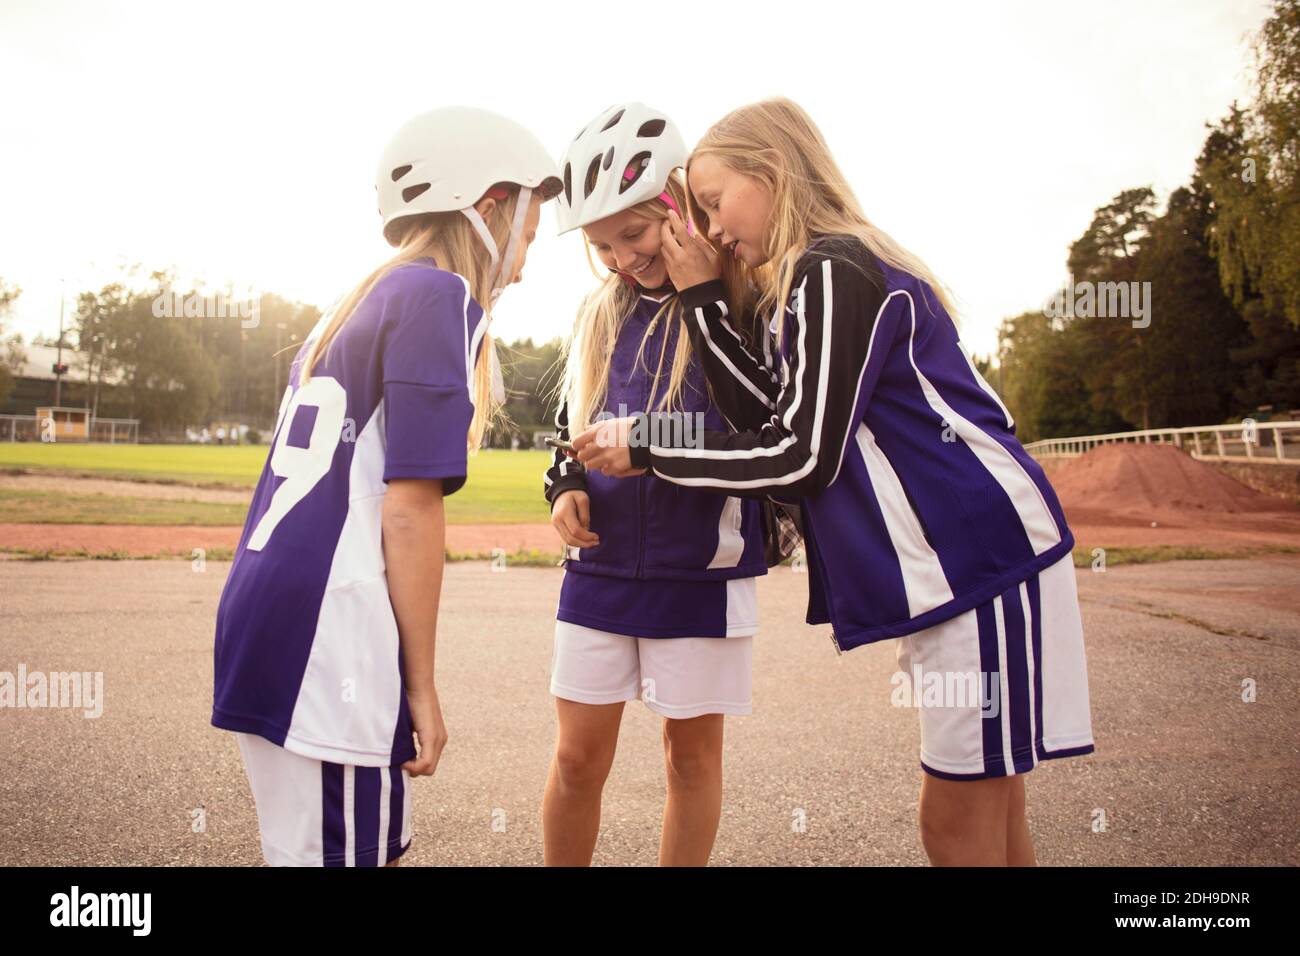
top-left (550, 622), bottom-right (754, 719)
top-left (236, 731), bottom-right (413, 866)
top-left (894, 551), bottom-right (1095, 780)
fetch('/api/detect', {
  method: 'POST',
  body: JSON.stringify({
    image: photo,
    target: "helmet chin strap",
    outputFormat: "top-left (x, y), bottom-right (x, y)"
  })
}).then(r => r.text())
top-left (460, 185), bottom-right (534, 406)
top-left (460, 185), bottom-right (535, 307)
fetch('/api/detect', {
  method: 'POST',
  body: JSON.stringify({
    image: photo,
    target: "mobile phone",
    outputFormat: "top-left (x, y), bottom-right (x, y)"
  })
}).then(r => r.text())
top-left (544, 436), bottom-right (576, 453)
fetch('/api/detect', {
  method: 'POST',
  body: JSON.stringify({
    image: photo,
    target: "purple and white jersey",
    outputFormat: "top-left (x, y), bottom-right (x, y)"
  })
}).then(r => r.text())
top-left (632, 236), bottom-right (1076, 651)
top-left (213, 258), bottom-right (485, 766)
top-left (543, 289), bottom-right (767, 639)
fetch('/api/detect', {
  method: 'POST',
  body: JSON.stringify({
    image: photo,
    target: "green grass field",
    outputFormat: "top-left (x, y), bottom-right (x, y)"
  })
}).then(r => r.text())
top-left (0, 444), bottom-right (552, 524)
top-left (0, 443), bottom-right (270, 486)
top-left (2, 443), bottom-right (1295, 563)
top-left (0, 489), bottom-right (248, 525)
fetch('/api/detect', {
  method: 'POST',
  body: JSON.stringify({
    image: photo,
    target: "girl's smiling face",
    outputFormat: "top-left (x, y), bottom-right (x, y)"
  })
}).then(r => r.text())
top-left (687, 153), bottom-right (773, 268)
top-left (583, 208), bottom-right (669, 288)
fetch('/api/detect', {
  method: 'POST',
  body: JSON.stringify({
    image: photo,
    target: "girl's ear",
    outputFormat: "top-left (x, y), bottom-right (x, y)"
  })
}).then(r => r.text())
top-left (474, 196), bottom-right (498, 221)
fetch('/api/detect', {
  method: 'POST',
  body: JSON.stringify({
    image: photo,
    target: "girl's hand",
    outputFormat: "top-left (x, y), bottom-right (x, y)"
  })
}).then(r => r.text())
top-left (401, 683), bottom-right (447, 777)
top-left (552, 489), bottom-right (599, 548)
top-left (572, 417), bottom-right (647, 477)
top-left (659, 209), bottom-right (721, 289)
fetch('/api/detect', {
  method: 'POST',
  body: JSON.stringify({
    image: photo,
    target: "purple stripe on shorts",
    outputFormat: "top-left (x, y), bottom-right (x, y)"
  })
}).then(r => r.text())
top-left (999, 585), bottom-right (1035, 774)
top-left (353, 766), bottom-right (381, 867)
top-left (388, 767), bottom-right (404, 852)
top-left (321, 762), bottom-right (346, 867)
top-left (920, 760), bottom-right (997, 781)
top-left (974, 600), bottom-right (1001, 777)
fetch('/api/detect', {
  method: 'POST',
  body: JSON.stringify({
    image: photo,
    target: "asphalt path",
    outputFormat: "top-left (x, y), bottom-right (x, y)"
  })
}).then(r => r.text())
top-left (1, 556), bottom-right (1296, 866)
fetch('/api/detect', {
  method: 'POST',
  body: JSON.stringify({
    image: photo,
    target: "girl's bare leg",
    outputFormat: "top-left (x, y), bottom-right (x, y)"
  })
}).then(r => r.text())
top-left (659, 713), bottom-right (725, 866)
top-left (543, 698), bottom-right (625, 866)
top-left (918, 773), bottom-right (1013, 866)
top-left (1006, 774), bottom-right (1036, 866)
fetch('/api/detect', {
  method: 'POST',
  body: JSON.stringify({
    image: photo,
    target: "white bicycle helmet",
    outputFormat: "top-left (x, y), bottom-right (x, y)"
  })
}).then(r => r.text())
top-left (555, 102), bottom-right (688, 235)
top-left (376, 106), bottom-right (562, 304)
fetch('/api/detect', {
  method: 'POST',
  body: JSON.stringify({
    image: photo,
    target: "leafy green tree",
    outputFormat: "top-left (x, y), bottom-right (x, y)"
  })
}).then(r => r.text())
top-left (1065, 187), bottom-right (1159, 428)
top-left (1197, 98), bottom-right (1300, 411)
top-left (0, 279), bottom-right (25, 406)
top-left (73, 271), bottom-right (218, 435)
top-left (1130, 185), bottom-right (1249, 425)
top-left (996, 311), bottom-right (1126, 443)
top-left (1199, 1), bottom-right (1300, 327)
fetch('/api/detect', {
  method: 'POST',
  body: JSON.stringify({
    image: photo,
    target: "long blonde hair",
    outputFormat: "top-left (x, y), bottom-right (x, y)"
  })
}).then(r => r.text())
top-left (684, 97), bottom-right (957, 341)
top-left (558, 169), bottom-right (748, 432)
top-left (299, 187), bottom-right (529, 449)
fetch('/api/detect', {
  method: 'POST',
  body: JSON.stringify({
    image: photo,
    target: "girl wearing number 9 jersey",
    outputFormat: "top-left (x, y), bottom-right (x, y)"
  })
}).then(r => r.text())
top-left (212, 107), bottom-right (562, 867)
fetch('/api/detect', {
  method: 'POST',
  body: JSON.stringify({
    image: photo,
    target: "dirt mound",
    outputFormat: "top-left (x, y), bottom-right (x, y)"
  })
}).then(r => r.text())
top-left (1052, 443), bottom-right (1293, 523)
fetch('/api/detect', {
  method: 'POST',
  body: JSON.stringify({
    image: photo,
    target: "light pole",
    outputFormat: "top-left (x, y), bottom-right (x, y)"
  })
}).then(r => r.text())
top-left (53, 280), bottom-right (65, 407)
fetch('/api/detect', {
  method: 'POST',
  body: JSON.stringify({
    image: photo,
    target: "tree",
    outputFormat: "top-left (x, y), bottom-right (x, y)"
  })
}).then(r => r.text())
top-left (996, 310), bottom-right (1127, 443)
top-left (1065, 187), bottom-right (1159, 428)
top-left (1197, 101), bottom-right (1300, 412)
top-left (998, 178), bottom-right (1253, 436)
top-left (1199, 1), bottom-right (1300, 327)
top-left (0, 279), bottom-right (27, 407)
top-left (71, 269), bottom-right (325, 434)
top-left (1130, 186), bottom-right (1250, 425)
top-left (74, 280), bottom-right (131, 419)
top-left (1227, 299), bottom-right (1300, 411)
top-left (73, 271), bottom-right (219, 435)
top-left (1067, 188), bottom-right (1157, 283)
top-left (190, 291), bottom-right (320, 427)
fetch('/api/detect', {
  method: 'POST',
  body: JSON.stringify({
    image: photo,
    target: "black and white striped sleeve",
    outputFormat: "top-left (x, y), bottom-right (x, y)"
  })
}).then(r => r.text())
top-left (677, 279), bottom-right (780, 432)
top-left (542, 397), bottom-right (587, 509)
top-left (630, 254), bottom-right (890, 498)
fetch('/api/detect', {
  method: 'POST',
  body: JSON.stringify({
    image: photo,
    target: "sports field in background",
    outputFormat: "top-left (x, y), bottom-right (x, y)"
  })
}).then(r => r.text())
top-left (4, 441), bottom-right (1300, 566)
top-left (0, 444), bottom-right (552, 525)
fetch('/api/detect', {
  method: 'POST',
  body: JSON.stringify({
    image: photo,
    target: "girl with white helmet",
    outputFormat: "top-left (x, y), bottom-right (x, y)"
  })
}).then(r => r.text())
top-left (212, 106), bottom-right (561, 866)
top-left (542, 103), bottom-right (768, 866)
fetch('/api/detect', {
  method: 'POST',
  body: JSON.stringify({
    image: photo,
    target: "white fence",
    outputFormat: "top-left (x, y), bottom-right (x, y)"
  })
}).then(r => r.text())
top-left (1023, 421), bottom-right (1300, 464)
top-left (0, 414), bottom-right (140, 444)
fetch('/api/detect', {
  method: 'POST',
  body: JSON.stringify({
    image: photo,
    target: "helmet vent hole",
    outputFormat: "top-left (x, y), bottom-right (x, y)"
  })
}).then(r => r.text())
top-left (600, 109), bottom-right (625, 132)
top-left (637, 119), bottom-right (666, 138)
top-left (619, 152), bottom-right (653, 194)
top-left (563, 163), bottom-right (572, 206)
top-left (583, 156), bottom-right (602, 199)
top-left (602, 146), bottom-right (615, 171)
top-left (390, 164), bottom-right (412, 182)
top-left (401, 183), bottom-right (431, 203)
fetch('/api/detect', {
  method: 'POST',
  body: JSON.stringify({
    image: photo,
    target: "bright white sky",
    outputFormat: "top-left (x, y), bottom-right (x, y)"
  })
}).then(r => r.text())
top-left (0, 0), bottom-right (1272, 361)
